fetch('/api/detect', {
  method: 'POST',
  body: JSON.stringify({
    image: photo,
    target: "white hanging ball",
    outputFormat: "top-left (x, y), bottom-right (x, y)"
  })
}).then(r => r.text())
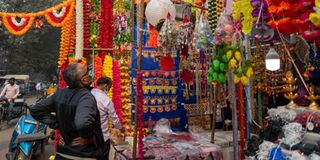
top-left (145, 0), bottom-right (166, 26)
top-left (159, 0), bottom-right (176, 19)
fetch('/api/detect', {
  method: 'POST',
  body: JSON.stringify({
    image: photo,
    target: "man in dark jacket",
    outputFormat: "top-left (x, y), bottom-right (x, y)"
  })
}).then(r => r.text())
top-left (30, 62), bottom-right (104, 160)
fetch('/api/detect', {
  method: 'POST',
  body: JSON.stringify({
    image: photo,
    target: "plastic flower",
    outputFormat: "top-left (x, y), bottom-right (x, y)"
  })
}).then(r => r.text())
top-left (246, 67), bottom-right (253, 77)
top-left (234, 51), bottom-right (241, 61)
top-left (241, 76), bottom-right (248, 85)
top-left (227, 50), bottom-right (233, 60)
top-left (310, 13), bottom-right (320, 26)
top-left (234, 75), bottom-right (241, 83)
top-left (229, 58), bottom-right (237, 68)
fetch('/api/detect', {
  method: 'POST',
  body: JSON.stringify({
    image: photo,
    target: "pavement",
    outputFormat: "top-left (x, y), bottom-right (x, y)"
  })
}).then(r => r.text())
top-left (0, 95), bottom-right (54, 159)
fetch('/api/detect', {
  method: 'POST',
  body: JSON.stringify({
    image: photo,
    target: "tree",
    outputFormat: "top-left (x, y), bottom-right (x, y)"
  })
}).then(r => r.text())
top-left (0, 0), bottom-right (62, 81)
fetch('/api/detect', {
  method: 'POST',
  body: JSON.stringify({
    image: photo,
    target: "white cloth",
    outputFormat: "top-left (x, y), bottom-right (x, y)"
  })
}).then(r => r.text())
top-left (36, 83), bottom-right (42, 91)
top-left (0, 84), bottom-right (20, 99)
top-left (91, 88), bottom-right (122, 141)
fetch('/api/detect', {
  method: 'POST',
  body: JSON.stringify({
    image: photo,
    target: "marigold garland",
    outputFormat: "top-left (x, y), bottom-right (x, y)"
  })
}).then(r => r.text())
top-left (120, 62), bottom-right (133, 135)
top-left (2, 16), bottom-right (34, 36)
top-left (58, 10), bottom-right (75, 68)
top-left (103, 55), bottom-right (113, 98)
top-left (93, 56), bottom-right (103, 87)
top-left (0, 0), bottom-right (74, 36)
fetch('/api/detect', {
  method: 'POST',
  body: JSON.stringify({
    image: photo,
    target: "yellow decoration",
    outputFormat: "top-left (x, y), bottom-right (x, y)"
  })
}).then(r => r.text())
top-left (305, 85), bottom-right (320, 110)
top-left (240, 76), bottom-right (248, 85)
top-left (226, 50), bottom-right (233, 60)
top-left (309, 13), bottom-right (320, 27)
top-left (316, 0), bottom-right (320, 8)
top-left (229, 58), bottom-right (237, 68)
top-left (232, 0), bottom-right (254, 34)
top-left (234, 75), bottom-right (241, 83)
top-left (246, 67), bottom-right (253, 77)
top-left (234, 51), bottom-right (241, 61)
top-left (103, 55), bottom-right (113, 98)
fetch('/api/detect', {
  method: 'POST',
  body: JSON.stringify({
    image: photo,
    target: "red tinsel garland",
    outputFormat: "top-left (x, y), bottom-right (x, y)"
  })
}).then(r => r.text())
top-left (112, 60), bottom-right (123, 124)
top-left (93, 55), bottom-right (103, 87)
top-left (83, 0), bottom-right (91, 58)
top-left (237, 83), bottom-right (246, 160)
top-left (98, 0), bottom-right (114, 59)
top-left (137, 71), bottom-right (144, 159)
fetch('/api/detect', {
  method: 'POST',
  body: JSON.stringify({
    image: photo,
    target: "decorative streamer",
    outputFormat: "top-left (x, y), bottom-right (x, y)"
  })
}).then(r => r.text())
top-left (120, 62), bottom-right (133, 135)
top-left (83, 0), bottom-right (91, 57)
top-left (232, 0), bottom-right (254, 35)
top-left (99, 0), bottom-right (114, 58)
top-left (75, 0), bottom-right (84, 60)
top-left (93, 56), bottom-right (103, 87)
top-left (58, 9), bottom-right (75, 68)
top-left (103, 55), bottom-right (113, 98)
top-left (112, 60), bottom-right (123, 123)
top-left (136, 71), bottom-right (144, 160)
top-left (89, 0), bottom-right (100, 51)
top-left (0, 0), bottom-right (74, 36)
top-left (208, 0), bottom-right (218, 35)
top-left (237, 83), bottom-right (246, 160)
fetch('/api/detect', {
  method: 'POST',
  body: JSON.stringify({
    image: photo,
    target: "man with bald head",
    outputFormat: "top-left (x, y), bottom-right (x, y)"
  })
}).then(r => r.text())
top-left (30, 62), bottom-right (104, 160)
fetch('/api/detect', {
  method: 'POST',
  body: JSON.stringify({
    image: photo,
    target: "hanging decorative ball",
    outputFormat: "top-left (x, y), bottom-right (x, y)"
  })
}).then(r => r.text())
top-left (145, 0), bottom-right (166, 26)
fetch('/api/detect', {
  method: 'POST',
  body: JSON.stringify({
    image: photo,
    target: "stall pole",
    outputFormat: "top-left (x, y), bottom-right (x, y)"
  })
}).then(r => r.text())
top-left (132, 0), bottom-right (145, 159)
top-left (210, 82), bottom-right (218, 143)
top-left (230, 71), bottom-right (239, 160)
top-left (75, 0), bottom-right (84, 60)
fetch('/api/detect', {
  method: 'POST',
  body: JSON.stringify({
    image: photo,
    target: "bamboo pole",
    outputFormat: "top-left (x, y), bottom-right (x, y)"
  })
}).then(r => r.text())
top-left (75, 0), bottom-right (84, 60)
top-left (132, 0), bottom-right (145, 159)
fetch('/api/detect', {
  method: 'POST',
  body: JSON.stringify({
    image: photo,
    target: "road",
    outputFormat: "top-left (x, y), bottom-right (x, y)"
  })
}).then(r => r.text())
top-left (0, 95), bottom-right (54, 159)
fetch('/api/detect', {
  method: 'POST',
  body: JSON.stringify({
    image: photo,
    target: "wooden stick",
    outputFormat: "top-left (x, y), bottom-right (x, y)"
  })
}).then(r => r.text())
top-left (210, 83), bottom-right (218, 143)
top-left (132, 0), bottom-right (145, 159)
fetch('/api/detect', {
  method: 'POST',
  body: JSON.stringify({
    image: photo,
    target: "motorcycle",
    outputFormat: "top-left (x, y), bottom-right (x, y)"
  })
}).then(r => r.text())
top-left (6, 115), bottom-right (47, 160)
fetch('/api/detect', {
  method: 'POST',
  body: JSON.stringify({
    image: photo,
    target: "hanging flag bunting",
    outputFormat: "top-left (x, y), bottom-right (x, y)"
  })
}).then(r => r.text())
top-left (2, 16), bottom-right (34, 36)
top-left (0, 0), bottom-right (74, 36)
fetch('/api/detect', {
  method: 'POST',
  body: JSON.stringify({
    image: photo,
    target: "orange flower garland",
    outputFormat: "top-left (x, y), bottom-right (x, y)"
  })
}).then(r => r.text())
top-left (120, 62), bottom-right (133, 135)
top-left (0, 0), bottom-right (74, 36)
top-left (93, 56), bottom-right (103, 87)
top-left (58, 10), bottom-right (75, 68)
top-left (2, 16), bottom-right (34, 36)
top-left (69, 57), bottom-right (87, 65)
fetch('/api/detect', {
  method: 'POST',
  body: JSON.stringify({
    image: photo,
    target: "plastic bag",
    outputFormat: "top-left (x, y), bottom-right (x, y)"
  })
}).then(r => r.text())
top-left (213, 12), bottom-right (234, 45)
top-left (153, 118), bottom-right (173, 135)
top-left (158, 14), bottom-right (178, 48)
top-left (192, 13), bottom-right (214, 52)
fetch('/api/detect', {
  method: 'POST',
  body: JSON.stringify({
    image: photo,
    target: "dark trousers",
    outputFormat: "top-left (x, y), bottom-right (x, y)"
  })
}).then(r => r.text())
top-left (103, 139), bottom-right (110, 160)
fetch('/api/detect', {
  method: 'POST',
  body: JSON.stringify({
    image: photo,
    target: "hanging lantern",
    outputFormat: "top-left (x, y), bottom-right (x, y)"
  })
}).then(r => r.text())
top-left (145, 0), bottom-right (166, 26)
top-left (265, 47), bottom-right (280, 71)
top-left (145, 0), bottom-right (176, 26)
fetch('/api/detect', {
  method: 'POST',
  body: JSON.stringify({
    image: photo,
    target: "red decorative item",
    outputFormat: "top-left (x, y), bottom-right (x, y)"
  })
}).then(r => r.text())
top-left (112, 60), bottom-right (123, 124)
top-left (137, 71), bottom-right (144, 159)
top-left (160, 56), bottom-right (175, 70)
top-left (237, 83), bottom-right (246, 160)
top-left (98, 0), bottom-right (114, 59)
top-left (83, 0), bottom-right (91, 58)
top-left (180, 69), bottom-right (194, 84)
top-left (149, 25), bottom-right (158, 47)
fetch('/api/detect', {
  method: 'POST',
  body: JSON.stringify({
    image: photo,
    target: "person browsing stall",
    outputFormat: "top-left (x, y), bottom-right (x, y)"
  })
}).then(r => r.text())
top-left (30, 62), bottom-right (104, 160)
top-left (91, 76), bottom-right (123, 160)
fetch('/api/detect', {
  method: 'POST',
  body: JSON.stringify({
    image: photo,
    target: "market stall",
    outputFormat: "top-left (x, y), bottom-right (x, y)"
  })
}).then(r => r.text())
top-left (1, 0), bottom-right (320, 159)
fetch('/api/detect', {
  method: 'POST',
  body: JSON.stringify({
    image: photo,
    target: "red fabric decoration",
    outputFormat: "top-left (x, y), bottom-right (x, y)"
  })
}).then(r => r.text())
top-left (180, 69), bottom-right (194, 84)
top-left (83, 0), bottom-right (91, 58)
top-left (160, 56), bottom-right (175, 70)
top-left (98, 0), bottom-right (113, 59)
top-left (149, 25), bottom-right (158, 47)
top-left (136, 71), bottom-right (144, 159)
top-left (112, 60), bottom-right (123, 124)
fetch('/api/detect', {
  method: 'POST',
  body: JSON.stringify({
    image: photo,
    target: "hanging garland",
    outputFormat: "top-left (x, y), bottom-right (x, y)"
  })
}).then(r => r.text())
top-left (93, 56), bottom-right (103, 87)
top-left (83, 0), bottom-right (91, 57)
top-left (120, 62), bottom-right (133, 135)
top-left (232, 0), bottom-right (254, 35)
top-left (89, 0), bottom-right (100, 51)
top-left (112, 60), bottom-right (123, 124)
top-left (58, 9), bottom-right (75, 68)
top-left (103, 55), bottom-right (113, 98)
top-left (99, 0), bottom-right (114, 58)
top-left (136, 71), bottom-right (144, 159)
top-left (0, 0), bottom-right (74, 36)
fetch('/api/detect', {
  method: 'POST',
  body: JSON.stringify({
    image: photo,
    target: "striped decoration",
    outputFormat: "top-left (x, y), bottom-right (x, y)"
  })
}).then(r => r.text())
top-left (208, 0), bottom-right (217, 34)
